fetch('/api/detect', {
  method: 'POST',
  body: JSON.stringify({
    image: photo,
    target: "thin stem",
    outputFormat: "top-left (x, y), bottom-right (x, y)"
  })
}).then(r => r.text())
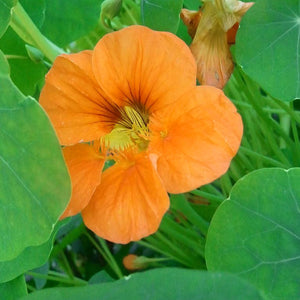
top-left (84, 232), bottom-right (123, 279)
top-left (290, 102), bottom-right (300, 165)
top-left (123, 2), bottom-right (139, 25)
top-left (51, 222), bottom-right (86, 258)
top-left (5, 55), bottom-right (28, 60)
top-left (239, 146), bottom-right (287, 168)
top-left (189, 190), bottom-right (225, 203)
top-left (161, 216), bottom-right (205, 257)
top-left (97, 237), bottom-right (124, 279)
top-left (27, 271), bottom-right (87, 286)
top-left (234, 70), bottom-right (292, 166)
top-left (10, 2), bottom-right (64, 63)
top-left (171, 194), bottom-right (209, 235)
top-left (137, 240), bottom-right (189, 267)
top-left (220, 173), bottom-right (233, 196)
top-left (59, 251), bottom-right (75, 280)
top-left (149, 232), bottom-right (197, 267)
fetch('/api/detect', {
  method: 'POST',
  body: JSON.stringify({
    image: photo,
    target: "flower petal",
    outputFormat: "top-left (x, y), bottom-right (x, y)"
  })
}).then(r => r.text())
top-left (149, 86), bottom-right (243, 194)
top-left (182, 1), bottom-right (254, 88)
top-left (92, 25), bottom-right (197, 112)
top-left (61, 143), bottom-right (105, 218)
top-left (82, 153), bottom-right (169, 244)
top-left (39, 51), bottom-right (114, 145)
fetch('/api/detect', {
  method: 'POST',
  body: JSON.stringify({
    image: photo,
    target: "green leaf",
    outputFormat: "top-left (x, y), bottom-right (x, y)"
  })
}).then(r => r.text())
top-left (141, 0), bottom-right (184, 33)
top-left (21, 268), bottom-right (264, 300)
top-left (206, 168), bottom-right (300, 300)
top-left (88, 270), bottom-right (114, 285)
top-left (235, 0), bottom-right (300, 102)
top-left (0, 27), bottom-right (48, 97)
top-left (0, 220), bottom-right (68, 283)
top-left (22, 0), bottom-right (102, 47)
top-left (0, 0), bottom-right (17, 38)
top-left (0, 51), bottom-right (71, 261)
top-left (183, 0), bottom-right (202, 10)
top-left (0, 275), bottom-right (27, 300)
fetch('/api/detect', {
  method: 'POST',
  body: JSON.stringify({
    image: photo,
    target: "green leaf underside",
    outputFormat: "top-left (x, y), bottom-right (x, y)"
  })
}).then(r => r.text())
top-left (0, 0), bottom-right (17, 38)
top-left (21, 268), bottom-right (263, 300)
top-left (0, 275), bottom-right (27, 300)
top-left (0, 220), bottom-right (68, 283)
top-left (235, 0), bottom-right (300, 102)
top-left (0, 51), bottom-right (71, 261)
top-left (206, 168), bottom-right (300, 300)
top-left (141, 0), bottom-right (184, 33)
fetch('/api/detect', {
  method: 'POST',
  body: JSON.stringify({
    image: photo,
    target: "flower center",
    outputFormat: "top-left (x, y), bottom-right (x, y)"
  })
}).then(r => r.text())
top-left (102, 105), bottom-right (150, 151)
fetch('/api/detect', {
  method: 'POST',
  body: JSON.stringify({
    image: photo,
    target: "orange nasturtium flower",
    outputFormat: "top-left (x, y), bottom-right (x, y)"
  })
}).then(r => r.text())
top-left (40, 25), bottom-right (243, 244)
top-left (181, 0), bottom-right (254, 88)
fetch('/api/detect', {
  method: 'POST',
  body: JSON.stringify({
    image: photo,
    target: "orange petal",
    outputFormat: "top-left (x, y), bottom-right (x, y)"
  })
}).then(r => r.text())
top-left (39, 51), bottom-right (114, 145)
top-left (180, 8), bottom-right (202, 39)
top-left (190, 30), bottom-right (233, 88)
top-left (61, 143), bottom-right (105, 218)
top-left (92, 25), bottom-right (197, 113)
top-left (227, 22), bottom-right (239, 44)
top-left (82, 153), bottom-right (169, 244)
top-left (184, 1), bottom-right (254, 88)
top-left (149, 86), bottom-right (243, 194)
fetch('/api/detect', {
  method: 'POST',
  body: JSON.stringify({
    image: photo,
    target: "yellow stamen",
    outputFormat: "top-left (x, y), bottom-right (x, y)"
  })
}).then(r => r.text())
top-left (102, 105), bottom-right (150, 151)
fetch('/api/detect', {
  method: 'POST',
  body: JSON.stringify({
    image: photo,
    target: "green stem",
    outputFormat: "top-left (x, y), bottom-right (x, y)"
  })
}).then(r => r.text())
top-left (220, 173), bottom-right (233, 196)
top-left (26, 271), bottom-right (87, 286)
top-left (137, 239), bottom-right (189, 267)
top-left (97, 237), bottom-right (123, 279)
top-left (161, 216), bottom-right (205, 257)
top-left (51, 222), bottom-right (86, 258)
top-left (59, 251), bottom-right (75, 280)
top-left (150, 232), bottom-right (197, 267)
top-left (10, 2), bottom-right (64, 63)
top-left (289, 102), bottom-right (300, 165)
top-left (234, 70), bottom-right (292, 166)
top-left (123, 2), bottom-right (139, 25)
top-left (171, 194), bottom-right (209, 235)
top-left (84, 232), bottom-right (123, 279)
top-left (189, 190), bottom-right (225, 203)
top-left (239, 146), bottom-right (286, 168)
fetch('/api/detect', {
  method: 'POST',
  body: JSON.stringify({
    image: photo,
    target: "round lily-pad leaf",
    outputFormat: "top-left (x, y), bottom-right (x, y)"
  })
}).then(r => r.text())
top-left (206, 168), bottom-right (300, 300)
top-left (0, 51), bottom-right (71, 261)
top-left (235, 0), bottom-right (300, 102)
top-left (21, 268), bottom-right (264, 300)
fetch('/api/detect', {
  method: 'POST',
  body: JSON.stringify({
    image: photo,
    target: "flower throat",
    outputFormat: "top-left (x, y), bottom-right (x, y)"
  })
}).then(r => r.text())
top-left (102, 105), bottom-right (150, 151)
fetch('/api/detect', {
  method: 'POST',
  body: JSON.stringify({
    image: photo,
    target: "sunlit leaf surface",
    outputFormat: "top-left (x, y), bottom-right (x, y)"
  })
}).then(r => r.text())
top-left (235, 0), bottom-right (300, 101)
top-left (21, 268), bottom-right (264, 300)
top-left (206, 168), bottom-right (300, 300)
top-left (141, 0), bottom-right (183, 33)
top-left (22, 0), bottom-right (102, 47)
top-left (0, 51), bottom-right (71, 261)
